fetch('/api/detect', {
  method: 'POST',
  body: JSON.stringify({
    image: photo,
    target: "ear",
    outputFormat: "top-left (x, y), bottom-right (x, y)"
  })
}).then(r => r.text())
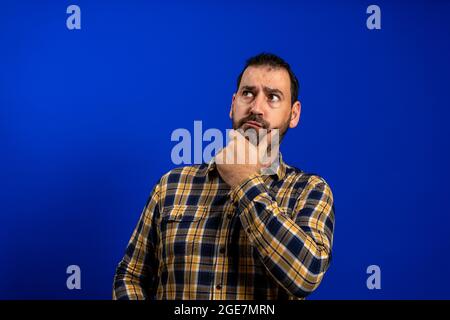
top-left (229, 93), bottom-right (236, 119)
top-left (289, 101), bottom-right (301, 128)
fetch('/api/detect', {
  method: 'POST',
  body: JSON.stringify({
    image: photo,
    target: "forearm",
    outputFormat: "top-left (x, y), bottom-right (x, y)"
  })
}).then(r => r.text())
top-left (113, 256), bottom-right (150, 300)
top-left (231, 174), bottom-right (334, 298)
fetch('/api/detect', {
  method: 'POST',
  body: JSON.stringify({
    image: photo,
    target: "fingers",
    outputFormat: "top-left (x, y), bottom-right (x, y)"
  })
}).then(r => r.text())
top-left (219, 128), bottom-right (280, 166)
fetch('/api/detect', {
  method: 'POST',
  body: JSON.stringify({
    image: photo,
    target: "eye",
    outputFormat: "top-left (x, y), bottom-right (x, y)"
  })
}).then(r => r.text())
top-left (242, 90), bottom-right (254, 98)
top-left (268, 94), bottom-right (280, 102)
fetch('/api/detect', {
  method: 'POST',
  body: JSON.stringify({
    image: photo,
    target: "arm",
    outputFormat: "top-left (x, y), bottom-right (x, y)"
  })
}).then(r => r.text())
top-left (112, 183), bottom-right (161, 300)
top-left (230, 174), bottom-right (335, 298)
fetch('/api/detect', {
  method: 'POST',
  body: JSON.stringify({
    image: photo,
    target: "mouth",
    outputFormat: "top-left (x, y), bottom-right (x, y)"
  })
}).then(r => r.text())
top-left (243, 121), bottom-right (264, 130)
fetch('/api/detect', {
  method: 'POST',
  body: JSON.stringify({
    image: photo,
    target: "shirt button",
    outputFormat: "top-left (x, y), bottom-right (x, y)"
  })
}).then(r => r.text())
top-left (216, 284), bottom-right (222, 290)
top-left (219, 247), bottom-right (225, 254)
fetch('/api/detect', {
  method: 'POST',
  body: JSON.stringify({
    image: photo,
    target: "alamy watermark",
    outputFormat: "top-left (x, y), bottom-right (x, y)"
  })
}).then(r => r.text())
top-left (170, 121), bottom-right (281, 176)
top-left (66, 264), bottom-right (81, 290)
top-left (64, 5), bottom-right (380, 31)
top-left (366, 264), bottom-right (381, 290)
top-left (366, 5), bottom-right (381, 30)
top-left (66, 5), bottom-right (81, 30)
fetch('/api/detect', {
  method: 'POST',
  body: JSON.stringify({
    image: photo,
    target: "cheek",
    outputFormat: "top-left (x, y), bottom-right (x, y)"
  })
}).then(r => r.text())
top-left (269, 110), bottom-right (291, 127)
top-left (233, 101), bottom-right (248, 117)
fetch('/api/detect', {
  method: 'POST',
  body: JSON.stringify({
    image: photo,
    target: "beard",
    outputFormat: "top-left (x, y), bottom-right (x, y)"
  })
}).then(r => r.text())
top-left (231, 112), bottom-right (291, 146)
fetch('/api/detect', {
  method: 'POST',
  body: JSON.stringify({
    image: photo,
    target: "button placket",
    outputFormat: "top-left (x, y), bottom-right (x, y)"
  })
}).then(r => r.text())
top-left (211, 203), bottom-right (235, 299)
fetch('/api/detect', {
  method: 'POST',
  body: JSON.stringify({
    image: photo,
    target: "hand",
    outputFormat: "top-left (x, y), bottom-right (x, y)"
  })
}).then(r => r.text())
top-left (215, 129), bottom-right (279, 189)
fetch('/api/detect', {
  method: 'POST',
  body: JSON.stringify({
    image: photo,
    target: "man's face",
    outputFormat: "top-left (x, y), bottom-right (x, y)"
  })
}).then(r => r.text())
top-left (230, 65), bottom-right (301, 144)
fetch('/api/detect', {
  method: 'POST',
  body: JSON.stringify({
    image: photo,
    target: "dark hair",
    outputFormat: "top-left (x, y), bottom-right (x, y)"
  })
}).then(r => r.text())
top-left (236, 53), bottom-right (299, 105)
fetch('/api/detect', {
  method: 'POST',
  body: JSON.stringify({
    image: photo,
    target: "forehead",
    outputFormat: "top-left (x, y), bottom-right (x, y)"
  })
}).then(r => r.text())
top-left (239, 65), bottom-right (291, 93)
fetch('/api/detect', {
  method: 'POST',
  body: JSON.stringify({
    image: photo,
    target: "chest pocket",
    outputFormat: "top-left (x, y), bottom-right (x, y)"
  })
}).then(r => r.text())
top-left (159, 205), bottom-right (209, 262)
top-left (162, 204), bottom-right (208, 223)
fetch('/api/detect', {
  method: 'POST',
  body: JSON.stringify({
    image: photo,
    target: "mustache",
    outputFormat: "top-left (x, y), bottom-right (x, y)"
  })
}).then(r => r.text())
top-left (237, 115), bottom-right (270, 129)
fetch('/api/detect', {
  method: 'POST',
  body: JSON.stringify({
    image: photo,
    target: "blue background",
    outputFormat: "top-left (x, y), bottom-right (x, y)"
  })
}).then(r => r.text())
top-left (1, 0), bottom-right (449, 299)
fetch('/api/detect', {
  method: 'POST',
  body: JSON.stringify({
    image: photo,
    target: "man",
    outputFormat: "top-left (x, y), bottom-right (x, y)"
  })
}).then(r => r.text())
top-left (113, 53), bottom-right (335, 300)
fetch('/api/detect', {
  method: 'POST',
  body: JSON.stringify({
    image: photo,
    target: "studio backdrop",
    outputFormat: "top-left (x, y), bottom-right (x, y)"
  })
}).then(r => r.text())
top-left (1, 0), bottom-right (449, 299)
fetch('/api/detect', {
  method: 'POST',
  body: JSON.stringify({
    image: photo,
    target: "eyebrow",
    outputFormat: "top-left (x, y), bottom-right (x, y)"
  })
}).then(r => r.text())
top-left (241, 85), bottom-right (285, 98)
top-left (263, 86), bottom-right (284, 98)
top-left (241, 85), bottom-right (257, 92)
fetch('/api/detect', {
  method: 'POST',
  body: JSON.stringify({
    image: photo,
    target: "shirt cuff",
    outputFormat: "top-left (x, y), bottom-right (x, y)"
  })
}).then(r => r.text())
top-left (229, 172), bottom-right (271, 209)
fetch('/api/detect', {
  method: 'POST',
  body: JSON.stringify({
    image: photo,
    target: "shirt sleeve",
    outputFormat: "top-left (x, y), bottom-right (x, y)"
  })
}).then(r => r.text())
top-left (112, 183), bottom-right (161, 300)
top-left (230, 173), bottom-right (335, 299)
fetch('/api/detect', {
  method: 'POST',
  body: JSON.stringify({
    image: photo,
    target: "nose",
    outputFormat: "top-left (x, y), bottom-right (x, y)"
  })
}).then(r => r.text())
top-left (249, 93), bottom-right (265, 116)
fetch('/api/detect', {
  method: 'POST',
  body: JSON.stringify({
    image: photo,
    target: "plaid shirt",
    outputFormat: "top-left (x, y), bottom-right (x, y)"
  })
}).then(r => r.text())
top-left (113, 154), bottom-right (335, 300)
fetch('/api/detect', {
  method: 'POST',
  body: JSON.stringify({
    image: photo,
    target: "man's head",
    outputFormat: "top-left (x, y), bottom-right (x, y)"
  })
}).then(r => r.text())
top-left (230, 53), bottom-right (301, 144)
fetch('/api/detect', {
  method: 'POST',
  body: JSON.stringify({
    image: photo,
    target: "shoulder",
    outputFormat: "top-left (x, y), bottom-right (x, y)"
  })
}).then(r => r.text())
top-left (284, 164), bottom-right (334, 200)
top-left (158, 163), bottom-right (209, 185)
